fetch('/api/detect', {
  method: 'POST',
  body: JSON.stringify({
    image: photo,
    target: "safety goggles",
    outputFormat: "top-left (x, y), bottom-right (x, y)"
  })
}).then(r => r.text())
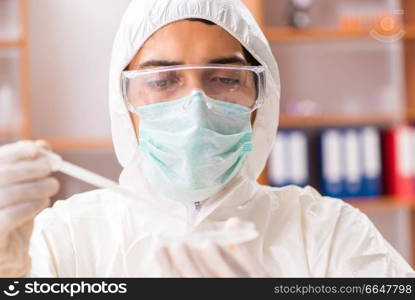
top-left (121, 64), bottom-right (266, 113)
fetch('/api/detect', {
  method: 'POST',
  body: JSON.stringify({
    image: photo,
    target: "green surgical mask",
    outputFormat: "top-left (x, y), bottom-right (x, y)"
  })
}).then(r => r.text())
top-left (135, 91), bottom-right (253, 204)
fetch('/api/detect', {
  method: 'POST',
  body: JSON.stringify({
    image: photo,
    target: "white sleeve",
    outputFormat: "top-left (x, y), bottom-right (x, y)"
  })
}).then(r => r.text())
top-left (327, 204), bottom-right (415, 277)
top-left (28, 204), bottom-right (76, 277)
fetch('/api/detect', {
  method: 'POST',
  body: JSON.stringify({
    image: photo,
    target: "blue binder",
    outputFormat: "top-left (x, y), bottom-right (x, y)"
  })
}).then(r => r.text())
top-left (359, 126), bottom-right (382, 197)
top-left (268, 130), bottom-right (309, 188)
top-left (268, 131), bottom-right (289, 187)
top-left (319, 129), bottom-right (345, 198)
top-left (343, 128), bottom-right (364, 198)
top-left (319, 127), bottom-right (382, 199)
top-left (286, 130), bottom-right (309, 187)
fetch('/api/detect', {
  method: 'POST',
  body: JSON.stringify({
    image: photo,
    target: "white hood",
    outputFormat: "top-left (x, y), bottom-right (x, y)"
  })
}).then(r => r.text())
top-left (109, 0), bottom-right (280, 184)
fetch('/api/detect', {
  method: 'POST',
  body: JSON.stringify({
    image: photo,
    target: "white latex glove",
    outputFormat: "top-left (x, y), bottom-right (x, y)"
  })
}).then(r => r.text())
top-left (0, 141), bottom-right (59, 277)
top-left (155, 218), bottom-right (268, 277)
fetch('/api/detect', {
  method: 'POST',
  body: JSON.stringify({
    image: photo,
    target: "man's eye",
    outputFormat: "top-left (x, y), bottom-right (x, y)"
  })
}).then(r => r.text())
top-left (212, 77), bottom-right (240, 85)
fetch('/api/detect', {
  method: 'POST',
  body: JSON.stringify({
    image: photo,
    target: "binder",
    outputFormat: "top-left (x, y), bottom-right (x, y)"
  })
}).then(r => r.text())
top-left (360, 126), bottom-right (382, 197)
top-left (320, 129), bottom-right (344, 198)
top-left (268, 130), bottom-right (309, 188)
top-left (268, 131), bottom-right (288, 187)
top-left (343, 129), bottom-right (363, 198)
top-left (287, 130), bottom-right (308, 187)
top-left (383, 126), bottom-right (414, 200)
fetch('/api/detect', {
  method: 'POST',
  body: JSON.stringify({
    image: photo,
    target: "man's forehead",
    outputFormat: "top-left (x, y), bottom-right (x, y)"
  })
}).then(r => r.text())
top-left (128, 20), bottom-right (245, 68)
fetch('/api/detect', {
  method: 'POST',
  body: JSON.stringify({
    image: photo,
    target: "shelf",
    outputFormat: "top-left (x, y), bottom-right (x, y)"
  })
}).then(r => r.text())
top-left (43, 137), bottom-right (113, 151)
top-left (278, 112), bottom-right (403, 128)
top-left (0, 39), bottom-right (24, 47)
top-left (407, 109), bottom-right (415, 122)
top-left (347, 196), bottom-right (415, 213)
top-left (265, 26), bottom-right (415, 42)
top-left (405, 26), bottom-right (415, 39)
top-left (0, 127), bottom-right (20, 137)
top-left (265, 27), bottom-right (369, 41)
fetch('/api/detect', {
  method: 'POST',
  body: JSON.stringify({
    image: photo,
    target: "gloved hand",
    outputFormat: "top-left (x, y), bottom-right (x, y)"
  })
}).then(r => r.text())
top-left (0, 141), bottom-right (59, 277)
top-left (155, 218), bottom-right (268, 277)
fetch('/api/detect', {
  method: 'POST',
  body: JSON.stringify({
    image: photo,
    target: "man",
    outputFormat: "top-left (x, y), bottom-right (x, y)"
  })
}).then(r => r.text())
top-left (0, 0), bottom-right (414, 277)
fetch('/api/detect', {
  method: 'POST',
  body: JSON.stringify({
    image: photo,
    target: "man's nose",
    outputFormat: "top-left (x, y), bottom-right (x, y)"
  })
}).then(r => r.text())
top-left (186, 73), bottom-right (203, 90)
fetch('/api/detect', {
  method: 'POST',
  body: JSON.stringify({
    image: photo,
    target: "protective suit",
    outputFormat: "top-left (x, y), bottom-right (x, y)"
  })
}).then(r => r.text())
top-left (28, 0), bottom-right (415, 277)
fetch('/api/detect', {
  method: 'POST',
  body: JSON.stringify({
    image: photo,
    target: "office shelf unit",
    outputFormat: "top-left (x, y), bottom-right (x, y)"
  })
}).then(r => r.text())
top-left (0, 0), bottom-right (116, 150)
top-left (0, 0), bottom-right (30, 141)
top-left (243, 0), bottom-right (415, 267)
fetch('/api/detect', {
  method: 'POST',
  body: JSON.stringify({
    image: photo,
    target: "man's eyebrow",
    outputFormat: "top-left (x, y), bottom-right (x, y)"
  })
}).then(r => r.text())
top-left (208, 56), bottom-right (248, 65)
top-left (133, 56), bottom-right (247, 69)
top-left (136, 60), bottom-right (184, 68)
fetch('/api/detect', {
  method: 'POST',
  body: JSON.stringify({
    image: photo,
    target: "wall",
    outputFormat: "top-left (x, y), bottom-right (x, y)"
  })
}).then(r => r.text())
top-left (27, 0), bottom-right (131, 199)
top-left (28, 0), bottom-right (131, 138)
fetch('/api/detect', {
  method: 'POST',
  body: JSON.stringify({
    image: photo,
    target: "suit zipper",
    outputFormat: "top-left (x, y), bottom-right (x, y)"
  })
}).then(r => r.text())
top-left (186, 201), bottom-right (201, 231)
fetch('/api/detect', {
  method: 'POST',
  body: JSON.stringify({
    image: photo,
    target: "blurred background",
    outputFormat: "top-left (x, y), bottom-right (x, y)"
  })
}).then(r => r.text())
top-left (0, 0), bottom-right (414, 268)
